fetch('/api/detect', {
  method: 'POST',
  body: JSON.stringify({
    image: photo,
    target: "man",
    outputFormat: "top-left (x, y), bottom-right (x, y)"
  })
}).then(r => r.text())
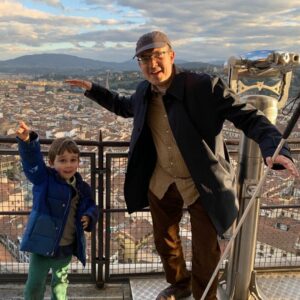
top-left (65, 31), bottom-right (299, 300)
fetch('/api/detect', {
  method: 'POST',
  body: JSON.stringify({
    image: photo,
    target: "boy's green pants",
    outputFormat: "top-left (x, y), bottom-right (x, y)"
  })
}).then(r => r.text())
top-left (24, 253), bottom-right (72, 300)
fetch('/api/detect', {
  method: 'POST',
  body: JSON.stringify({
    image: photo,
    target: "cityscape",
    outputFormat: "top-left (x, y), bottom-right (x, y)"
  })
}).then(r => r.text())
top-left (1, 1), bottom-right (300, 297)
top-left (0, 63), bottom-right (300, 292)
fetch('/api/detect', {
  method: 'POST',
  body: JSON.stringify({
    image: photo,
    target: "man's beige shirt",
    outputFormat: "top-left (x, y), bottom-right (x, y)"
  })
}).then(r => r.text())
top-left (147, 85), bottom-right (199, 206)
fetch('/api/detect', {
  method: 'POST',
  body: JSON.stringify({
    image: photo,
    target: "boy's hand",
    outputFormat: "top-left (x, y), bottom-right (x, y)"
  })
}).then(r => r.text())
top-left (81, 215), bottom-right (90, 229)
top-left (16, 121), bottom-right (30, 142)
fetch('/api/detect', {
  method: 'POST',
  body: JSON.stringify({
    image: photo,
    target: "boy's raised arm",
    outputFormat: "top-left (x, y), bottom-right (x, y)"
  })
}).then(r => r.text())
top-left (16, 121), bottom-right (48, 185)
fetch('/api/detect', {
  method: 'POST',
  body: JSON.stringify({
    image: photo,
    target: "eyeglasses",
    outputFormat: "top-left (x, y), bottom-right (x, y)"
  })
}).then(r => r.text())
top-left (137, 51), bottom-right (170, 64)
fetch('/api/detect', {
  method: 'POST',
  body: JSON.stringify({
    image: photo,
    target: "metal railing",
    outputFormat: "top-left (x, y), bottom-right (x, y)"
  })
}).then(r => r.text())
top-left (0, 137), bottom-right (299, 285)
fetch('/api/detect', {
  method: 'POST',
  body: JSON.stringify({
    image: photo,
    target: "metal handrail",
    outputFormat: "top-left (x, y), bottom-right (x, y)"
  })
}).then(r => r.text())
top-left (0, 137), bottom-right (299, 284)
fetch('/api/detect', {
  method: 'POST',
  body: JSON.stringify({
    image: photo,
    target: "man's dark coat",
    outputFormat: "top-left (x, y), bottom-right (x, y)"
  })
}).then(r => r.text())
top-left (85, 70), bottom-right (291, 235)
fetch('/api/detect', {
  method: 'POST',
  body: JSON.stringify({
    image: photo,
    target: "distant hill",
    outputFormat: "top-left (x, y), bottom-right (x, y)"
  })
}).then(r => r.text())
top-left (0, 54), bottom-right (138, 74)
top-left (0, 53), bottom-right (221, 75)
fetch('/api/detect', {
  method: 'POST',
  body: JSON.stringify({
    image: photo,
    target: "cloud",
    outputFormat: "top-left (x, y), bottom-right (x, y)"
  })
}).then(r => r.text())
top-left (1, 0), bottom-right (300, 62)
top-left (0, 1), bottom-right (131, 52)
top-left (31, 0), bottom-right (64, 9)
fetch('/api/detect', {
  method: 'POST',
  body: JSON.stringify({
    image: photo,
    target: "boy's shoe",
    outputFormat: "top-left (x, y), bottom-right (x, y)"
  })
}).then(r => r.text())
top-left (156, 284), bottom-right (192, 300)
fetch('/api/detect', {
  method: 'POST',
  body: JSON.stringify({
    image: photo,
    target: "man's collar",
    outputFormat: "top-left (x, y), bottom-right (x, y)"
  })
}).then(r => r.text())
top-left (165, 65), bottom-right (185, 101)
top-left (142, 65), bottom-right (185, 102)
top-left (151, 65), bottom-right (185, 100)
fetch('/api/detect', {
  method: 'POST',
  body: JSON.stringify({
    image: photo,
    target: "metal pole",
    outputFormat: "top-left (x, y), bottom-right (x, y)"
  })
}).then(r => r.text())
top-left (227, 95), bottom-right (278, 300)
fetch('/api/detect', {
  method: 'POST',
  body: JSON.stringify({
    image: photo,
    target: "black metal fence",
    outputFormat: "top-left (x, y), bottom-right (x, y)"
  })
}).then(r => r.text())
top-left (0, 137), bottom-right (299, 285)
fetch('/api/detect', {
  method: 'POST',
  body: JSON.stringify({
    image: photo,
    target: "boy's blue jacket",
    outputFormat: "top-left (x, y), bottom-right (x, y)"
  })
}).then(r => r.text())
top-left (17, 132), bottom-right (98, 266)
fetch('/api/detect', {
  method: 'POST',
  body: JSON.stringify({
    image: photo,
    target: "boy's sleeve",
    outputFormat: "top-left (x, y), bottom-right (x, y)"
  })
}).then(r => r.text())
top-left (17, 131), bottom-right (48, 184)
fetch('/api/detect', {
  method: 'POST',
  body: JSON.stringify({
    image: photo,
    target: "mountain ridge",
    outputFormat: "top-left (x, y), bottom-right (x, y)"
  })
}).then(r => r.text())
top-left (0, 53), bottom-right (221, 74)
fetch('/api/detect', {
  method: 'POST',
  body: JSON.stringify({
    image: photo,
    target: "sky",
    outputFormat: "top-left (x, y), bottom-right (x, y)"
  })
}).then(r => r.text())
top-left (1, 0), bottom-right (300, 63)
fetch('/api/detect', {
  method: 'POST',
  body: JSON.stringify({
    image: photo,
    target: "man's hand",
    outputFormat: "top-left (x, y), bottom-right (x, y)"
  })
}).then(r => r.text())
top-left (16, 121), bottom-right (30, 142)
top-left (266, 155), bottom-right (299, 177)
top-left (65, 79), bottom-right (92, 91)
top-left (81, 215), bottom-right (90, 230)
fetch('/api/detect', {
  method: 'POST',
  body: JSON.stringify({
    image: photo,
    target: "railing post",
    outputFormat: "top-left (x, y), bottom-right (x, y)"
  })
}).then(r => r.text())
top-left (96, 130), bottom-right (105, 287)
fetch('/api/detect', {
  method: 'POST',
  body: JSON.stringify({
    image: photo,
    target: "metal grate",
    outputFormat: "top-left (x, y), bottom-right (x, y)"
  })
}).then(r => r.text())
top-left (130, 277), bottom-right (193, 300)
top-left (257, 272), bottom-right (300, 300)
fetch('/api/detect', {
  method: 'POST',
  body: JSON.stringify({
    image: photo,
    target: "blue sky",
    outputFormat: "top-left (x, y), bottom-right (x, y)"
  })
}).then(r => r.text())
top-left (1, 0), bottom-right (300, 62)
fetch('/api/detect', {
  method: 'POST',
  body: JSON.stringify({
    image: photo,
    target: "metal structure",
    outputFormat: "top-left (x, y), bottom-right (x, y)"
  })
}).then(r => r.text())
top-left (223, 50), bottom-right (300, 300)
top-left (0, 137), bottom-right (300, 299)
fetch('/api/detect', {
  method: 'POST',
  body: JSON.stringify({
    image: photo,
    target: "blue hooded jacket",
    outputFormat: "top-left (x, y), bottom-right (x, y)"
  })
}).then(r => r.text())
top-left (17, 132), bottom-right (98, 266)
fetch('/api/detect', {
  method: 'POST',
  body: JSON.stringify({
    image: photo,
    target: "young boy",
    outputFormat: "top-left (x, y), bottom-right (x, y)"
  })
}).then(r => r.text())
top-left (16, 121), bottom-right (98, 300)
